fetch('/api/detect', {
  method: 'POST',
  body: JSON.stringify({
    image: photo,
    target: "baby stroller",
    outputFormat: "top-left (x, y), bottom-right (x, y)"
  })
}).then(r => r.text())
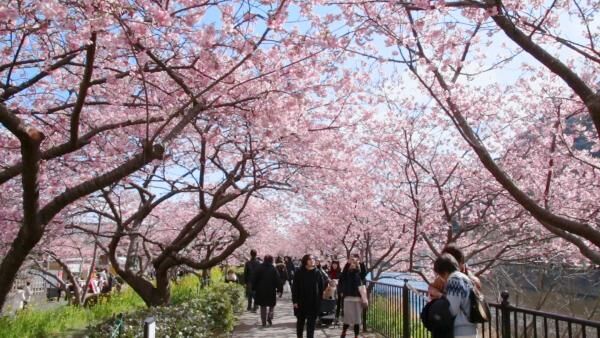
top-left (317, 298), bottom-right (338, 327)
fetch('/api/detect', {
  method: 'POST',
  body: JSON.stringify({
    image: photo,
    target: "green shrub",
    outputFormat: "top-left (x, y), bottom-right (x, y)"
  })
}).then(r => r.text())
top-left (210, 268), bottom-right (224, 282)
top-left (199, 282), bottom-right (244, 333)
top-left (171, 274), bottom-right (201, 305)
top-left (85, 281), bottom-right (244, 338)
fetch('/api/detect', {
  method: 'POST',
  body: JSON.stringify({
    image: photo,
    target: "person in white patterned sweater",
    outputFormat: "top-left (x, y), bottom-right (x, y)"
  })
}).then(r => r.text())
top-left (433, 253), bottom-right (478, 338)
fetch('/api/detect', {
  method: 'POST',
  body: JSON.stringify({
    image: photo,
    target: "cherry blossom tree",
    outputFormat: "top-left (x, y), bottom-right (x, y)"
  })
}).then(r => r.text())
top-left (370, 113), bottom-right (565, 275)
top-left (0, 0), bottom-right (364, 309)
top-left (75, 90), bottom-right (360, 306)
top-left (325, 0), bottom-right (600, 264)
top-left (289, 97), bottom-right (577, 286)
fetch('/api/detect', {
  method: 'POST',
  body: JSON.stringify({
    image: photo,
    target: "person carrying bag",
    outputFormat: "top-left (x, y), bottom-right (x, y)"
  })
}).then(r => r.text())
top-left (339, 257), bottom-right (365, 338)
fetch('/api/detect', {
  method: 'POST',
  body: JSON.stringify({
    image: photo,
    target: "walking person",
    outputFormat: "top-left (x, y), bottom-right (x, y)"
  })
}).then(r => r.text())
top-left (244, 249), bottom-right (261, 312)
top-left (328, 260), bottom-right (343, 321)
top-left (433, 253), bottom-right (478, 338)
top-left (285, 256), bottom-right (296, 288)
top-left (275, 257), bottom-right (288, 297)
top-left (292, 254), bottom-right (325, 338)
top-left (24, 281), bottom-right (33, 309)
top-left (339, 257), bottom-right (366, 338)
top-left (13, 285), bottom-right (25, 313)
top-left (253, 255), bottom-right (283, 327)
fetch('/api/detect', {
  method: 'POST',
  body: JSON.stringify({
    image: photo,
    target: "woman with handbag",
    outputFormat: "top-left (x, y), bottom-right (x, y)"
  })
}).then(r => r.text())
top-left (338, 257), bottom-right (366, 338)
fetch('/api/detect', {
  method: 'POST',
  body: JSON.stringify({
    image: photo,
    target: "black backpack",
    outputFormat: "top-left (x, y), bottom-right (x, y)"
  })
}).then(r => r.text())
top-left (467, 287), bottom-right (491, 323)
top-left (420, 297), bottom-right (454, 334)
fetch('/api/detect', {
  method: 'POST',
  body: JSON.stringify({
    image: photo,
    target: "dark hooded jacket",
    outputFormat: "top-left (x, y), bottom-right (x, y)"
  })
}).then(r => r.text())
top-left (285, 260), bottom-right (296, 281)
top-left (253, 263), bottom-right (282, 307)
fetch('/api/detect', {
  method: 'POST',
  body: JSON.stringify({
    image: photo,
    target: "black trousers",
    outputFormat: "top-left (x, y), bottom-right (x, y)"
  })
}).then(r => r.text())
top-left (336, 295), bottom-right (343, 318)
top-left (260, 306), bottom-right (274, 326)
top-left (342, 323), bottom-right (360, 336)
top-left (246, 289), bottom-right (257, 310)
top-left (296, 313), bottom-right (316, 338)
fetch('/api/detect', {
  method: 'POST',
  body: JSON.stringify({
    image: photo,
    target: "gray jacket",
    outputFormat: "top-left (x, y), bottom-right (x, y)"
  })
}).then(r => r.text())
top-left (444, 271), bottom-right (477, 337)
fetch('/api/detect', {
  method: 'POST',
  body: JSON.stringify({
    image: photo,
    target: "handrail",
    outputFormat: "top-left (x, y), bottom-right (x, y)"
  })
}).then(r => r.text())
top-left (489, 302), bottom-right (600, 327)
top-left (368, 279), bottom-right (599, 326)
top-left (367, 280), bottom-right (428, 293)
top-left (110, 313), bottom-right (124, 338)
top-left (365, 279), bottom-right (600, 338)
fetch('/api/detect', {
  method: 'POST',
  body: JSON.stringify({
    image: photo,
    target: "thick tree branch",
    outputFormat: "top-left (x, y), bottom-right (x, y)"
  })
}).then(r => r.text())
top-left (70, 33), bottom-right (97, 145)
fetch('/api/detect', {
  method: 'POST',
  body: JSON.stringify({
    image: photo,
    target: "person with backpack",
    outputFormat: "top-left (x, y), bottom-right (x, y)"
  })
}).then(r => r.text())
top-left (434, 253), bottom-right (478, 338)
top-left (244, 249), bottom-right (261, 312)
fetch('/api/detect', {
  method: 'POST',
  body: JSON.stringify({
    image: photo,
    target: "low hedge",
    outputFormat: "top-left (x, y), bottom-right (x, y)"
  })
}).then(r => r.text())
top-left (85, 279), bottom-right (244, 338)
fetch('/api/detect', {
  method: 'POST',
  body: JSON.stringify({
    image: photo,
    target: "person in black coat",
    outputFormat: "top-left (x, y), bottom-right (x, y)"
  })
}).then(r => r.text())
top-left (253, 255), bottom-right (283, 327)
top-left (292, 254), bottom-right (325, 338)
top-left (285, 256), bottom-right (296, 287)
top-left (339, 260), bottom-right (364, 338)
top-left (244, 249), bottom-right (261, 311)
top-left (275, 256), bottom-right (288, 297)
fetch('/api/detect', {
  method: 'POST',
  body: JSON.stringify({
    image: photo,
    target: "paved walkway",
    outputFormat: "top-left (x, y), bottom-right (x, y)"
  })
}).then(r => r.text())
top-left (232, 293), bottom-right (383, 338)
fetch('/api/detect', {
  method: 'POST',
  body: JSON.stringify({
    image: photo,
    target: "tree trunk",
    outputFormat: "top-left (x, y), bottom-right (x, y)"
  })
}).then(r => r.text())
top-left (0, 231), bottom-right (43, 311)
top-left (125, 234), bottom-right (138, 271)
top-left (0, 143), bottom-right (165, 310)
top-left (109, 243), bottom-right (171, 307)
top-left (153, 267), bottom-right (171, 305)
top-left (201, 269), bottom-right (210, 288)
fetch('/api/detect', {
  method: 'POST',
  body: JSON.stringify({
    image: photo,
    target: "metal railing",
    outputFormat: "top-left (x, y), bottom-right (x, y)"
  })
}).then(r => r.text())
top-left (11, 278), bottom-right (47, 295)
top-left (110, 313), bottom-right (124, 338)
top-left (365, 280), bottom-right (600, 338)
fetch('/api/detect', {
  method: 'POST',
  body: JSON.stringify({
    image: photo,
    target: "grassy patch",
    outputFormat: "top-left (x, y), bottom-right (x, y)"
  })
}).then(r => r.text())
top-left (0, 288), bottom-right (144, 338)
top-left (0, 269), bottom-right (243, 338)
top-left (366, 296), bottom-right (429, 337)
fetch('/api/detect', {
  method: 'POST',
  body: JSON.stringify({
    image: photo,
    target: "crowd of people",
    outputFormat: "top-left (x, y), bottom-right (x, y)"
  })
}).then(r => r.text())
top-left (240, 249), bottom-right (370, 338)
top-left (238, 244), bottom-right (482, 338)
top-left (84, 268), bottom-right (118, 295)
top-left (10, 245), bottom-right (481, 337)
